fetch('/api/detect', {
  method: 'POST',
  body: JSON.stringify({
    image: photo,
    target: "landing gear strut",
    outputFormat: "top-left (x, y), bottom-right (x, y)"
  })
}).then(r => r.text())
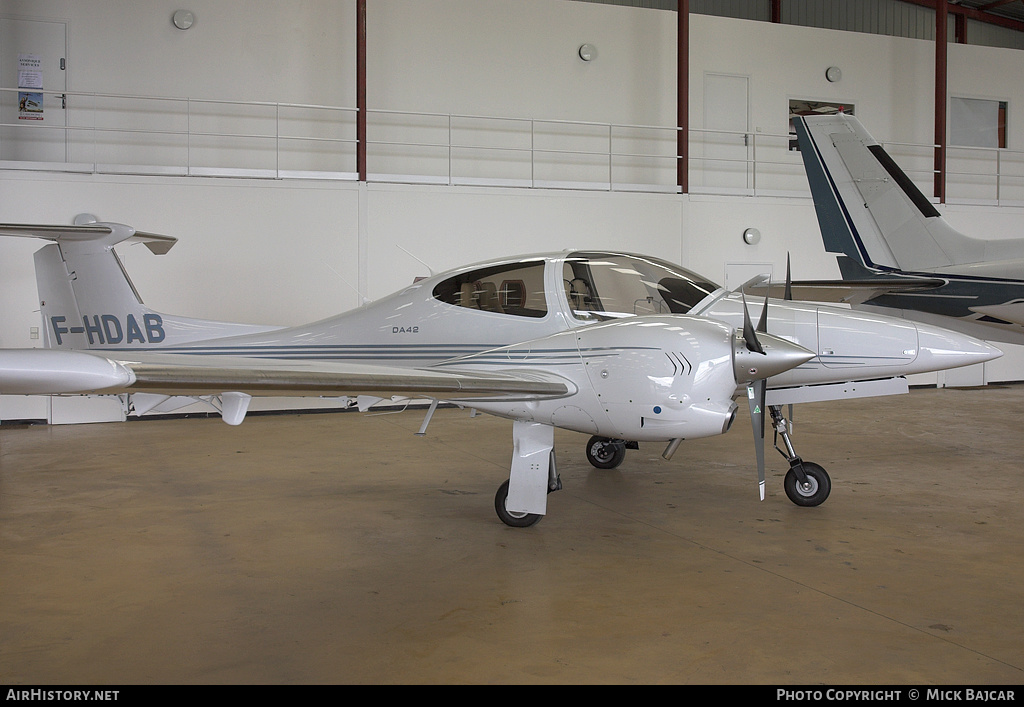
top-left (494, 473), bottom-right (561, 528)
top-left (494, 421), bottom-right (561, 527)
top-left (769, 405), bottom-right (831, 507)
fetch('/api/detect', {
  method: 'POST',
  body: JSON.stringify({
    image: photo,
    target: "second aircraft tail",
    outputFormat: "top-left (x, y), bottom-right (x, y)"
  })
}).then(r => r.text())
top-left (793, 113), bottom-right (986, 274)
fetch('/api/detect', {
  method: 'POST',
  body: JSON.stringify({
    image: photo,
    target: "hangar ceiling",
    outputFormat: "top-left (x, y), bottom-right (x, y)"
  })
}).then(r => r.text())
top-left (573, 0), bottom-right (1024, 48)
top-left (957, 0), bottom-right (1024, 23)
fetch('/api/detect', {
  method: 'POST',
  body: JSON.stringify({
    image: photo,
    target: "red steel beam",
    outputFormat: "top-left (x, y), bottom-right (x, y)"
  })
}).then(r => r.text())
top-left (678, 0), bottom-right (689, 193)
top-left (935, 0), bottom-right (947, 203)
top-left (955, 11), bottom-right (967, 43)
top-left (356, 0), bottom-right (367, 182)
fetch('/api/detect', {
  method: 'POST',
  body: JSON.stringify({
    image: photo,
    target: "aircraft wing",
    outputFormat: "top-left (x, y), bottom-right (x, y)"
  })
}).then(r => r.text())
top-left (0, 349), bottom-right (573, 401)
top-left (748, 277), bottom-right (946, 305)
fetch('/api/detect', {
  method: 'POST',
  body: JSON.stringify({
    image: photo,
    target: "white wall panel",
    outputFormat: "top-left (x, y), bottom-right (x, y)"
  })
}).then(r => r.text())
top-left (368, 0), bottom-right (676, 126)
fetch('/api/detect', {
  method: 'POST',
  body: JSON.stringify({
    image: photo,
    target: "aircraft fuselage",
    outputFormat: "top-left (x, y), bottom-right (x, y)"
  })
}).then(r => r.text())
top-left (66, 250), bottom-right (997, 401)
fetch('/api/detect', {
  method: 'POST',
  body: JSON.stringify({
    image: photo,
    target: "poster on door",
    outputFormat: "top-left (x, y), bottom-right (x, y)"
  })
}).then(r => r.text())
top-left (18, 53), bottom-right (43, 120)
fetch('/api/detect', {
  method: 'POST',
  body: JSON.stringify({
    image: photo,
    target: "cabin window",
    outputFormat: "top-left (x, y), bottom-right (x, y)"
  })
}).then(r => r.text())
top-left (432, 261), bottom-right (547, 318)
top-left (563, 252), bottom-right (719, 321)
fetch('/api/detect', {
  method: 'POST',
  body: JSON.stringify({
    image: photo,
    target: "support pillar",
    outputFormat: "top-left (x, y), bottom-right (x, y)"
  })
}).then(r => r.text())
top-left (677, 0), bottom-right (689, 193)
top-left (934, 0), bottom-right (947, 203)
top-left (356, 0), bottom-right (367, 182)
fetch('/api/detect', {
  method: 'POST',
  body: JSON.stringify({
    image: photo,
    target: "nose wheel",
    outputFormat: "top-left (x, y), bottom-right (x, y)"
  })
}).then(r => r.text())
top-left (585, 436), bottom-right (627, 469)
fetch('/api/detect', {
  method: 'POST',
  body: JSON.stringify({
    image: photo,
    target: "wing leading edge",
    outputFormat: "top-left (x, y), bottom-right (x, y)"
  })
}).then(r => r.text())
top-left (0, 348), bottom-right (573, 400)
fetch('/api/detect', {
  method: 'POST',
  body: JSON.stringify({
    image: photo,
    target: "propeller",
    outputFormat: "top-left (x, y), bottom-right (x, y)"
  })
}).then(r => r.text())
top-left (741, 290), bottom-right (769, 500)
top-left (737, 255), bottom-right (800, 499)
top-left (734, 281), bottom-right (814, 500)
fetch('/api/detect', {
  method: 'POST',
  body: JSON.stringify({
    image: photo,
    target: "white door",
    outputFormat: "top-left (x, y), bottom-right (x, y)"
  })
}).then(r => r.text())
top-left (0, 18), bottom-right (67, 163)
top-left (703, 73), bottom-right (750, 193)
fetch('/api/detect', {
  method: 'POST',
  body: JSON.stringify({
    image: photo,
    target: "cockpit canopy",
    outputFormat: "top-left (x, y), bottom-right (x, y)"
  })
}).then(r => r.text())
top-left (562, 252), bottom-right (720, 321)
top-left (431, 252), bottom-right (720, 322)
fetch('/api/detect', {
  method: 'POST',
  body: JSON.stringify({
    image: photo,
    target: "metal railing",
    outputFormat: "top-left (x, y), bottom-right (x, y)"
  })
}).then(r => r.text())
top-left (365, 108), bottom-right (685, 191)
top-left (3, 87), bottom-right (1023, 204)
top-left (0, 87), bottom-right (359, 178)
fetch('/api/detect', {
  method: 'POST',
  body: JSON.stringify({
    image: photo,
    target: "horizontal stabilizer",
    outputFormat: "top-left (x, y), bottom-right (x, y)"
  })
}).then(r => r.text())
top-left (0, 221), bottom-right (177, 254)
top-left (748, 276), bottom-right (945, 305)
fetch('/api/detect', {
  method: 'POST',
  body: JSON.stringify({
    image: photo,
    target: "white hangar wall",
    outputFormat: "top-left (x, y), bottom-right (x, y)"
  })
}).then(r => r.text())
top-left (2, 1), bottom-right (1023, 422)
top-left (0, 0), bottom-right (356, 105)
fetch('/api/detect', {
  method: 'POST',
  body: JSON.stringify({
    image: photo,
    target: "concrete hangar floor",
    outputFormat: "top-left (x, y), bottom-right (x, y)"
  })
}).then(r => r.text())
top-left (0, 384), bottom-right (1021, 684)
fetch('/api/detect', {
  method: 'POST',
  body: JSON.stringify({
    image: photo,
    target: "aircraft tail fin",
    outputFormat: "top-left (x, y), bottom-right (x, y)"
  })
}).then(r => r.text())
top-left (1, 216), bottom-right (278, 350)
top-left (793, 113), bottom-right (981, 274)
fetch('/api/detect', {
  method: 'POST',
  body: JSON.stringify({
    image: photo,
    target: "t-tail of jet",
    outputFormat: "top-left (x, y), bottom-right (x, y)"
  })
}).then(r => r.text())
top-left (792, 113), bottom-right (1024, 345)
top-left (1, 216), bottom-right (280, 351)
top-left (793, 113), bottom-right (991, 275)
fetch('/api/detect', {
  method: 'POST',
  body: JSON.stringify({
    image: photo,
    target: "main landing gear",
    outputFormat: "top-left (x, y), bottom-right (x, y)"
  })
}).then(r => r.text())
top-left (494, 431), bottom-right (638, 527)
top-left (769, 405), bottom-right (831, 507)
top-left (584, 436), bottom-right (638, 469)
top-left (493, 410), bottom-right (831, 527)
top-left (493, 421), bottom-right (562, 528)
top-left (494, 478), bottom-right (560, 528)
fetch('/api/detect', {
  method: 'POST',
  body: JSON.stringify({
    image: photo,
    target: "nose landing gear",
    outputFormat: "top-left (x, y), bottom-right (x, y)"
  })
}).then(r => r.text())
top-left (585, 436), bottom-right (626, 469)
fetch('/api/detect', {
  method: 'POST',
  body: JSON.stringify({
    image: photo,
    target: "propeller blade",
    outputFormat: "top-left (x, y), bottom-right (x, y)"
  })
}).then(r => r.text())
top-left (756, 292), bottom-right (768, 335)
top-left (747, 379), bottom-right (767, 500)
top-left (740, 291), bottom-right (765, 355)
top-left (784, 253), bottom-right (793, 301)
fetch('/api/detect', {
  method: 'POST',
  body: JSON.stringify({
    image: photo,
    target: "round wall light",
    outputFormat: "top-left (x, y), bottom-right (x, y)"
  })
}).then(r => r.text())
top-left (578, 44), bottom-right (597, 62)
top-left (743, 228), bottom-right (761, 245)
top-left (172, 10), bottom-right (195, 30)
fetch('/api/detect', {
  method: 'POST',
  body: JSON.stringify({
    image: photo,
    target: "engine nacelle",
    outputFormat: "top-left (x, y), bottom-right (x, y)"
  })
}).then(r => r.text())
top-left (571, 316), bottom-right (741, 441)
top-left (461, 314), bottom-right (812, 442)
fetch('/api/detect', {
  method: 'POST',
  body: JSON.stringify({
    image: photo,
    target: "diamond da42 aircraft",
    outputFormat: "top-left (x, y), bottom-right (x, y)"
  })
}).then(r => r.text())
top-left (0, 218), bottom-right (1000, 526)
top-left (786, 112), bottom-right (1024, 348)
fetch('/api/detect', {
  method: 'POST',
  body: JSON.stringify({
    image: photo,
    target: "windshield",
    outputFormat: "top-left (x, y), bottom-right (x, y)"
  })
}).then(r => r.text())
top-left (563, 252), bottom-right (719, 321)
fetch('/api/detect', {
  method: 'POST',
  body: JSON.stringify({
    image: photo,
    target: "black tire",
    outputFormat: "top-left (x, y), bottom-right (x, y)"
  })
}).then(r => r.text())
top-left (585, 436), bottom-right (626, 469)
top-left (784, 462), bottom-right (831, 507)
top-left (494, 480), bottom-right (543, 528)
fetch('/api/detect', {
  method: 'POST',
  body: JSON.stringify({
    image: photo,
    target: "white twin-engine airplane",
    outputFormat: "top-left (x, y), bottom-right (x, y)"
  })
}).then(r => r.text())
top-left (0, 219), bottom-right (1001, 526)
